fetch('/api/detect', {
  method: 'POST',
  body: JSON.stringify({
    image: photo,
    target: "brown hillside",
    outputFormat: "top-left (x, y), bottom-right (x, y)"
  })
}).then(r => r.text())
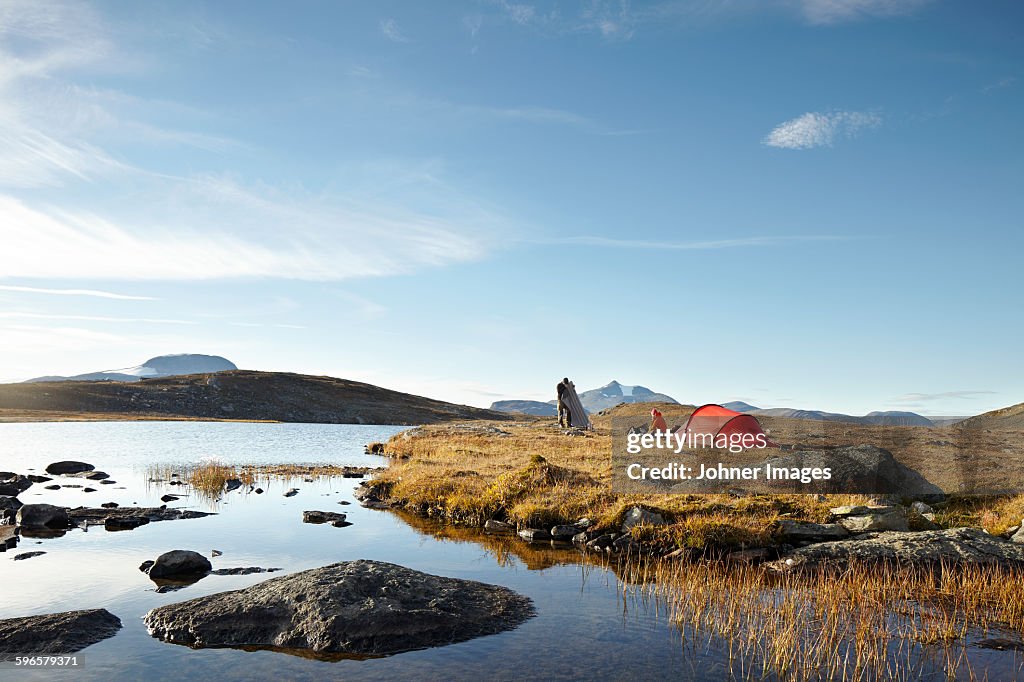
top-left (957, 402), bottom-right (1024, 430)
top-left (0, 370), bottom-right (510, 425)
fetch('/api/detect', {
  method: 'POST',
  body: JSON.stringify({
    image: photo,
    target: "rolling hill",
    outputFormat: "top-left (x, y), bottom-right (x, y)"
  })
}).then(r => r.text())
top-left (0, 370), bottom-right (510, 425)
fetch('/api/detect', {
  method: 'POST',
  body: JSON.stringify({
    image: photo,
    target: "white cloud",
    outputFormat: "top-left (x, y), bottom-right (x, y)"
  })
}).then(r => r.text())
top-left (380, 18), bottom-right (409, 43)
top-left (0, 312), bottom-right (193, 324)
top-left (798, 0), bottom-right (934, 25)
top-left (0, 186), bottom-right (497, 280)
top-left (537, 235), bottom-right (850, 249)
top-left (0, 4), bottom-right (508, 282)
top-left (0, 284), bottom-right (156, 300)
top-left (763, 111), bottom-right (881, 149)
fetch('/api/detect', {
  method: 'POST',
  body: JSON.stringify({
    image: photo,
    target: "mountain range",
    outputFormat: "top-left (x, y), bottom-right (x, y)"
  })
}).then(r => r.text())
top-left (493, 389), bottom-right (949, 427)
top-left (722, 402), bottom-right (942, 427)
top-left (491, 380), bottom-right (679, 416)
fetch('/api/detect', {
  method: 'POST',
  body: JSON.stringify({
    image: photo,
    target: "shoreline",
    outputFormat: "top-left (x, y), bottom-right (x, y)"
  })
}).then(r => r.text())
top-left (363, 417), bottom-right (1024, 566)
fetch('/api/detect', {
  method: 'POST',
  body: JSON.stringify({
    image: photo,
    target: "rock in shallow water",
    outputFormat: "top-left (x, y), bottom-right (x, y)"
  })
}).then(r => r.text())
top-left (44, 461), bottom-right (95, 475)
top-left (146, 550), bottom-right (212, 580)
top-left (16, 504), bottom-right (70, 529)
top-left (143, 560), bottom-right (534, 657)
top-left (0, 609), bottom-right (121, 655)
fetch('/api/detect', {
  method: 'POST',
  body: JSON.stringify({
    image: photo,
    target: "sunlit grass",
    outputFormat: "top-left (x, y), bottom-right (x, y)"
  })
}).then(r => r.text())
top-left (609, 556), bottom-right (1024, 681)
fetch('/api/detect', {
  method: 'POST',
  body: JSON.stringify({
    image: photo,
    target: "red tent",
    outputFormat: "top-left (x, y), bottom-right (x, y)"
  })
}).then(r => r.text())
top-left (679, 404), bottom-right (778, 449)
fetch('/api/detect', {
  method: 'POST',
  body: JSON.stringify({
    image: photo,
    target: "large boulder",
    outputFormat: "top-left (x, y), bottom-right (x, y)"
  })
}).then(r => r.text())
top-left (16, 504), bottom-right (70, 529)
top-left (0, 609), bottom-right (122, 655)
top-left (45, 461), bottom-right (95, 475)
top-left (773, 528), bottom-right (1024, 568)
top-left (143, 560), bottom-right (534, 657)
top-left (146, 550), bottom-right (213, 580)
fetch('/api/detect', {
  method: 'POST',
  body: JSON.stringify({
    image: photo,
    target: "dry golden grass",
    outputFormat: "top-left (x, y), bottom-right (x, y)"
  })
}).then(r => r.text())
top-left (377, 418), bottom-right (1024, 550)
top-left (613, 556), bottom-right (1024, 681)
top-left (187, 463), bottom-right (255, 497)
top-left (146, 463), bottom-right (379, 501)
top-left (374, 420), bottom-right (883, 550)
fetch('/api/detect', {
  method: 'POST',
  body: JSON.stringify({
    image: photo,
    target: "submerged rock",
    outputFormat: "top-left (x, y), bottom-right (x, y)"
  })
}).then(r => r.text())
top-left (12, 551), bottom-right (45, 561)
top-left (209, 567), bottom-right (282, 576)
top-left (69, 506), bottom-right (215, 527)
top-left (302, 510), bottom-right (347, 525)
top-left (0, 609), bottom-right (122, 655)
top-left (105, 516), bottom-right (149, 531)
top-left (143, 560), bottom-right (534, 657)
top-left (773, 528), bottom-right (1024, 568)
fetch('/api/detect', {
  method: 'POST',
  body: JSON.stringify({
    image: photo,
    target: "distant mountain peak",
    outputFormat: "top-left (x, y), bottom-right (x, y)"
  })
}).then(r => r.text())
top-left (25, 353), bottom-right (237, 384)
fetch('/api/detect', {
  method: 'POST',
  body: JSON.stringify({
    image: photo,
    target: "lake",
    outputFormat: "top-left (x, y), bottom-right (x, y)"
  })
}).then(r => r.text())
top-left (0, 422), bottom-right (1020, 680)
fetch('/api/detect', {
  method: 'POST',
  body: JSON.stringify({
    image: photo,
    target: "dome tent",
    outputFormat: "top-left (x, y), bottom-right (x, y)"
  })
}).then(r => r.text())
top-left (679, 404), bottom-right (778, 449)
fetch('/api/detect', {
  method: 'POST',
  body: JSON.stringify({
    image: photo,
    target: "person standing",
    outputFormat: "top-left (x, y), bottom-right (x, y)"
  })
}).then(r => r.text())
top-left (557, 377), bottom-right (572, 428)
top-left (650, 408), bottom-right (668, 433)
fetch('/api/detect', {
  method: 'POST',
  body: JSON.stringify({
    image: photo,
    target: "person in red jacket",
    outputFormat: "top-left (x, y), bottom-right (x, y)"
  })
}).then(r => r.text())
top-left (650, 407), bottom-right (668, 433)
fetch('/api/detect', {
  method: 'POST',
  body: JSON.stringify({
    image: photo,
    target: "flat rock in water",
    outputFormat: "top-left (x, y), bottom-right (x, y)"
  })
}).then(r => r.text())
top-left (44, 461), bottom-right (95, 475)
top-left (143, 560), bottom-right (534, 657)
top-left (0, 609), bottom-right (121, 655)
top-left (12, 551), bottom-right (46, 561)
top-left (773, 528), bottom-right (1024, 568)
top-left (302, 510), bottom-right (347, 525)
top-left (69, 506), bottom-right (215, 525)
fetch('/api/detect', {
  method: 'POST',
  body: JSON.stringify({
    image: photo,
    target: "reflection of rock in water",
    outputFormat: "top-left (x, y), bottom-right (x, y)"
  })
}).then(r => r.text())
top-left (144, 560), bottom-right (534, 658)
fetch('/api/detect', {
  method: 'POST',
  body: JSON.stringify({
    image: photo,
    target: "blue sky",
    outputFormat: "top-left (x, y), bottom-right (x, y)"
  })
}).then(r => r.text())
top-left (0, 0), bottom-right (1021, 416)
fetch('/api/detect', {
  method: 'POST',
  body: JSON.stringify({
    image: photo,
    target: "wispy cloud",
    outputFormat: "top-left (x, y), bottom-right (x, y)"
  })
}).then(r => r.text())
top-left (893, 390), bottom-right (998, 403)
top-left (797, 0), bottom-right (935, 25)
top-left (536, 235), bottom-right (851, 250)
top-left (982, 76), bottom-right (1017, 94)
top-left (1, 183), bottom-right (498, 280)
top-left (380, 18), bottom-right (409, 43)
top-left (0, 284), bottom-right (156, 300)
top-left (0, 5), bottom-right (508, 282)
top-left (763, 111), bottom-right (882, 149)
top-left (0, 312), bottom-right (191, 324)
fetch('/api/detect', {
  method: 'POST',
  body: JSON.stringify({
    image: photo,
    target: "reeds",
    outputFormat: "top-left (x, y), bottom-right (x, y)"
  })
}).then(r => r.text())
top-left (610, 556), bottom-right (1024, 681)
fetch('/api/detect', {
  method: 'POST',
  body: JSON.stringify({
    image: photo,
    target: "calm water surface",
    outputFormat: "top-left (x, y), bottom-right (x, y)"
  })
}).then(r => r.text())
top-left (0, 422), bottom-right (1020, 681)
